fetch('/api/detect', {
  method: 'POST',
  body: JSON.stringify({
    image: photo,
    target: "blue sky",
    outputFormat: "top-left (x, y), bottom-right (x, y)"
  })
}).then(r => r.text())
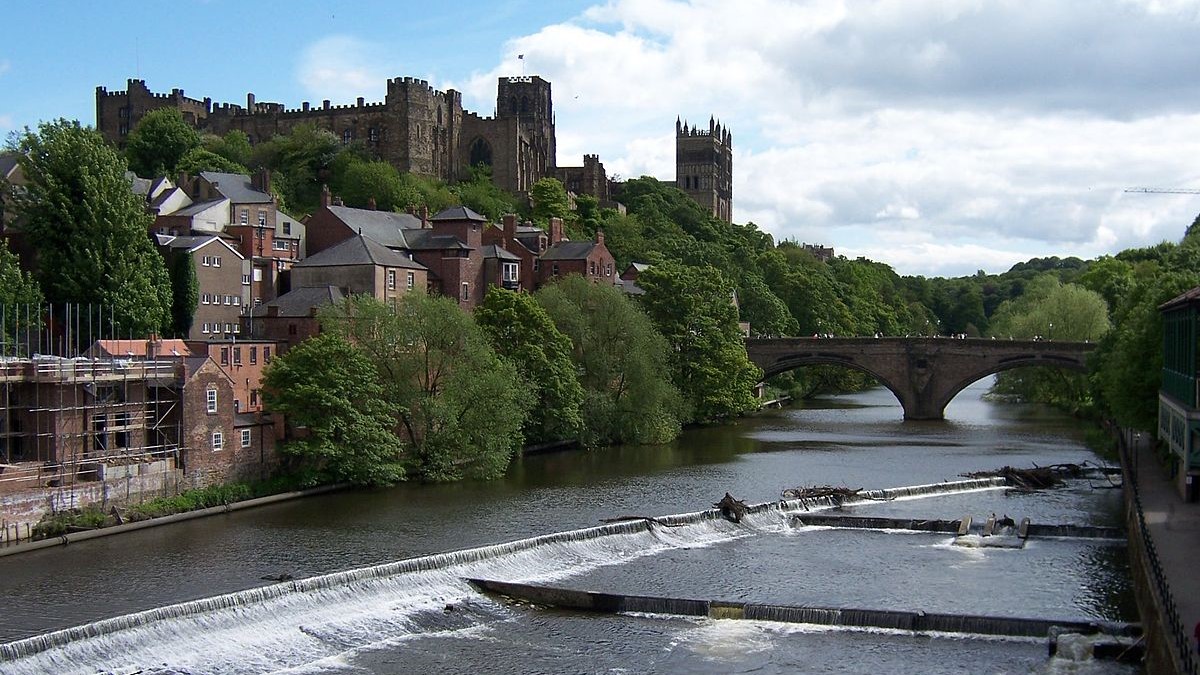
top-left (4, 0), bottom-right (1200, 277)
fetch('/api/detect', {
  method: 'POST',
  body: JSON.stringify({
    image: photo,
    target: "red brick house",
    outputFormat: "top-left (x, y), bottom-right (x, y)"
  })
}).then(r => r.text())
top-left (290, 233), bottom-right (428, 303)
top-left (186, 339), bottom-right (284, 414)
top-left (537, 219), bottom-right (617, 287)
top-left (251, 286), bottom-right (346, 353)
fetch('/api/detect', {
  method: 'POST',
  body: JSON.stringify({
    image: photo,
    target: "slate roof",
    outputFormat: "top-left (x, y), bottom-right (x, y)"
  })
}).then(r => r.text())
top-left (481, 244), bottom-right (521, 261)
top-left (1160, 285), bottom-right (1200, 311)
top-left (266, 285), bottom-right (346, 317)
top-left (615, 278), bottom-right (645, 295)
top-left (540, 241), bottom-right (596, 261)
top-left (126, 171), bottom-right (154, 196)
top-left (87, 339), bottom-right (193, 359)
top-left (296, 234), bottom-right (426, 270)
top-left (0, 153), bottom-right (21, 179)
top-left (400, 228), bottom-right (471, 251)
top-left (200, 171), bottom-right (274, 204)
top-left (431, 205), bottom-right (488, 222)
top-left (169, 198), bottom-right (228, 217)
top-left (325, 206), bottom-right (424, 248)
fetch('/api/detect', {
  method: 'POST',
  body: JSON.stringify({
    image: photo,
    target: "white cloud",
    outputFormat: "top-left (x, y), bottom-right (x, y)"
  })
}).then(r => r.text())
top-left (296, 36), bottom-right (393, 104)
top-left (0, 114), bottom-right (12, 133)
top-left (470, 0), bottom-right (1200, 275)
top-left (0, 60), bottom-right (9, 76)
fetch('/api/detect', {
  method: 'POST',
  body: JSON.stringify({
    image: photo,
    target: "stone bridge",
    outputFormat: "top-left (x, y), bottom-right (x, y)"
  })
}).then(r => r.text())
top-left (745, 337), bottom-right (1095, 420)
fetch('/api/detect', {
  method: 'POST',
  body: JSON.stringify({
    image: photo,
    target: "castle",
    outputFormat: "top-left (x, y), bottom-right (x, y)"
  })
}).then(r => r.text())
top-left (96, 76), bottom-right (731, 221)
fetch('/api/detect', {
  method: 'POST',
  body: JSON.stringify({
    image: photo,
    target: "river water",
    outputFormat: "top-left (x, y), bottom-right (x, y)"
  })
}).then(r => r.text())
top-left (0, 379), bottom-right (1136, 674)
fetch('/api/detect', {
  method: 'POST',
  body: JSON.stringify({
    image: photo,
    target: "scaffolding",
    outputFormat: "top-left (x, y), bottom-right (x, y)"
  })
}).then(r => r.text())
top-left (1, 304), bottom-right (185, 544)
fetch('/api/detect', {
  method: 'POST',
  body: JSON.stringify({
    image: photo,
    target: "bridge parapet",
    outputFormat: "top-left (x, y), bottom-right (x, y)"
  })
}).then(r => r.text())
top-left (744, 337), bottom-right (1095, 420)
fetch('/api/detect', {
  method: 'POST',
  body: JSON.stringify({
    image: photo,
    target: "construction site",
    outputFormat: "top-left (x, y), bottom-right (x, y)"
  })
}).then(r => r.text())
top-left (0, 304), bottom-right (275, 545)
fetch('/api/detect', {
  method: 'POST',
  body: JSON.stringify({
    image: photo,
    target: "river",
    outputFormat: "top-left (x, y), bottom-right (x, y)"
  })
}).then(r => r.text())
top-left (0, 379), bottom-right (1136, 673)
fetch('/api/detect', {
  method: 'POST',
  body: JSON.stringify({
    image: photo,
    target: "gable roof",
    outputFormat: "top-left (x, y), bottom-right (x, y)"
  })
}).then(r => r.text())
top-left (266, 285), bottom-right (346, 317)
top-left (160, 234), bottom-right (246, 258)
top-left (200, 171), bottom-right (274, 204)
top-left (325, 206), bottom-right (424, 248)
top-left (168, 198), bottom-right (229, 217)
top-left (541, 241), bottom-right (596, 261)
top-left (0, 153), bottom-right (20, 180)
top-left (297, 234), bottom-right (425, 269)
top-left (400, 228), bottom-right (471, 251)
top-left (481, 244), bottom-right (521, 261)
top-left (431, 205), bottom-right (488, 222)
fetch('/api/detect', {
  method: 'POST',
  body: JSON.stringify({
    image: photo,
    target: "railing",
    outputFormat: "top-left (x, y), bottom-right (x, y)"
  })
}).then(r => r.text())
top-left (1121, 435), bottom-right (1198, 675)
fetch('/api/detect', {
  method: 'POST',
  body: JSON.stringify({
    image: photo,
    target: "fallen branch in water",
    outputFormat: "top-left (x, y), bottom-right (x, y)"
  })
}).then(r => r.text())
top-left (714, 492), bottom-right (748, 523)
top-left (961, 463), bottom-right (1092, 490)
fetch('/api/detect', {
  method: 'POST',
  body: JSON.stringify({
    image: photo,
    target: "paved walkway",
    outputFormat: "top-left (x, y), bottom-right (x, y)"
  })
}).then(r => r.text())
top-left (1131, 436), bottom-right (1200, 674)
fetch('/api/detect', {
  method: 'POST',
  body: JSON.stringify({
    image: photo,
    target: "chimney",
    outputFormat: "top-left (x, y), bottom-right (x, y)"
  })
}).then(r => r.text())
top-left (251, 168), bottom-right (271, 195)
top-left (421, 205), bottom-right (429, 229)
top-left (595, 229), bottom-right (604, 246)
top-left (503, 213), bottom-right (517, 247)
top-left (367, 196), bottom-right (377, 211)
top-left (334, 196), bottom-right (344, 207)
top-left (320, 184), bottom-right (332, 208)
top-left (549, 217), bottom-right (564, 245)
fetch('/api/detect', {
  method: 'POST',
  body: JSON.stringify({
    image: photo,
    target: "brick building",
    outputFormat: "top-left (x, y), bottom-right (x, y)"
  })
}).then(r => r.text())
top-left (290, 233), bottom-right (428, 303)
top-left (156, 235), bottom-right (246, 340)
top-left (538, 220), bottom-right (617, 287)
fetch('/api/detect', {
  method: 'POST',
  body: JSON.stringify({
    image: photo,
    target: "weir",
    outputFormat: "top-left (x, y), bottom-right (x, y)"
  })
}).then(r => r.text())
top-left (0, 476), bottom-right (1039, 670)
top-left (791, 514), bottom-right (1124, 541)
top-left (466, 578), bottom-right (1140, 640)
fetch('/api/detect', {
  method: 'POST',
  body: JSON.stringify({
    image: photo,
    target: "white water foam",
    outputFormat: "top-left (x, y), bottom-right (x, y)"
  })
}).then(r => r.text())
top-left (0, 477), bottom-right (1013, 674)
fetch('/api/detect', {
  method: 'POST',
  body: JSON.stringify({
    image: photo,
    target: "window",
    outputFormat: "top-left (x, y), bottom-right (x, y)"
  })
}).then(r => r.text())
top-left (201, 323), bottom-right (210, 334)
top-left (201, 256), bottom-right (210, 267)
top-left (288, 323), bottom-right (298, 336)
top-left (220, 347), bottom-right (229, 365)
top-left (343, 129), bottom-right (353, 144)
top-left (212, 431), bottom-right (224, 451)
top-left (552, 263), bottom-right (560, 276)
top-left (502, 262), bottom-right (518, 282)
top-left (264, 347), bottom-right (271, 363)
top-left (233, 323), bottom-right (241, 333)
top-left (368, 127), bottom-right (379, 143)
top-left (253, 269), bottom-right (263, 282)
top-left (213, 256), bottom-right (221, 268)
top-left (225, 323), bottom-right (234, 333)
top-left (273, 240), bottom-right (290, 251)
top-left (240, 429), bottom-right (252, 448)
top-left (283, 222), bottom-right (291, 235)
top-left (240, 209), bottom-right (248, 225)
top-left (590, 261), bottom-right (596, 275)
top-left (250, 389), bottom-right (259, 407)
top-left (406, 271), bottom-right (415, 290)
top-left (461, 282), bottom-right (470, 301)
top-left (250, 347), bottom-right (257, 365)
top-left (242, 273), bottom-right (251, 285)
top-left (233, 347), bottom-right (242, 364)
top-left (258, 210), bottom-right (266, 227)
top-left (206, 388), bottom-right (218, 414)
top-left (605, 263), bottom-right (613, 277)
top-left (534, 259), bottom-right (540, 272)
top-left (201, 294), bottom-right (209, 305)
top-left (387, 270), bottom-right (396, 290)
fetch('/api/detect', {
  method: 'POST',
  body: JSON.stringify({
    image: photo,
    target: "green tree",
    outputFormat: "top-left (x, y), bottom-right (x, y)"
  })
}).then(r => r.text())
top-left (251, 124), bottom-right (341, 213)
top-left (176, 147), bottom-right (248, 176)
top-left (0, 239), bottom-right (43, 353)
top-left (454, 164), bottom-right (517, 221)
top-left (168, 253), bottom-right (199, 338)
top-left (636, 262), bottom-right (762, 422)
top-left (124, 108), bottom-right (201, 177)
top-left (262, 333), bottom-right (405, 486)
top-left (11, 120), bottom-right (173, 338)
top-left (987, 277), bottom-right (1110, 412)
top-left (338, 159), bottom-right (418, 212)
top-left (476, 287), bottom-right (585, 445)
top-left (530, 177), bottom-right (570, 224)
top-left (323, 294), bottom-right (530, 481)
top-left (536, 275), bottom-right (683, 445)
top-left (202, 130), bottom-right (253, 168)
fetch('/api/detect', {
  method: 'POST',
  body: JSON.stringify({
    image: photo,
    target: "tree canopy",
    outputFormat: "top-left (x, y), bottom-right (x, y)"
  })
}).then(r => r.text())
top-left (11, 119), bottom-right (173, 338)
top-left (124, 108), bottom-right (201, 177)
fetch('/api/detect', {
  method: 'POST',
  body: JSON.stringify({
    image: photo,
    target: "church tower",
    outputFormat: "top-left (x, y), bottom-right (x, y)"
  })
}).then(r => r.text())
top-left (675, 116), bottom-right (733, 223)
top-left (496, 76), bottom-right (557, 187)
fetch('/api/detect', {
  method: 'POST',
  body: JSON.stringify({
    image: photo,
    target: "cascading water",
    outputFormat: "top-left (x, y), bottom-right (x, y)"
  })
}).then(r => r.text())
top-left (0, 478), bottom-right (1012, 675)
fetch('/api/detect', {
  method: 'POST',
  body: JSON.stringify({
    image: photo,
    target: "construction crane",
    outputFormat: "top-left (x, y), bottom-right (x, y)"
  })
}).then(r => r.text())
top-left (1124, 187), bottom-right (1200, 194)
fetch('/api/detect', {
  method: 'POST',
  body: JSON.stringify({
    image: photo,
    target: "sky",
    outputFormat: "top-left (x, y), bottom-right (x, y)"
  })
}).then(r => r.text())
top-left (3, 0), bottom-right (1200, 278)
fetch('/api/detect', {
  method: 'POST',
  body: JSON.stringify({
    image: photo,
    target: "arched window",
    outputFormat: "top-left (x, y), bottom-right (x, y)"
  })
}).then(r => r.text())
top-left (469, 138), bottom-right (493, 167)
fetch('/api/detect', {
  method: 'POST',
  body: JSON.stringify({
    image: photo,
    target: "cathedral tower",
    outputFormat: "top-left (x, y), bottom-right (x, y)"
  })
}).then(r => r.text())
top-left (675, 116), bottom-right (733, 223)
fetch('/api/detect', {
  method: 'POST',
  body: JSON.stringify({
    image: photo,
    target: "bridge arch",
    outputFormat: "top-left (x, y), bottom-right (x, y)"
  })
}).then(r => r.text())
top-left (746, 337), bottom-right (1095, 420)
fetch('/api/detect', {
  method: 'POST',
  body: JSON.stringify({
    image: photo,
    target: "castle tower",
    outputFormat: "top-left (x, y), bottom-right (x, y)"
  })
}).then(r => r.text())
top-left (675, 115), bottom-right (733, 223)
top-left (496, 76), bottom-right (556, 190)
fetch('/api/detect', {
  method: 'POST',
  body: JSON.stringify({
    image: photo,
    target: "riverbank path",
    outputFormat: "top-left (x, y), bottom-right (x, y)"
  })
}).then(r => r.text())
top-left (1133, 435), bottom-right (1200, 671)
